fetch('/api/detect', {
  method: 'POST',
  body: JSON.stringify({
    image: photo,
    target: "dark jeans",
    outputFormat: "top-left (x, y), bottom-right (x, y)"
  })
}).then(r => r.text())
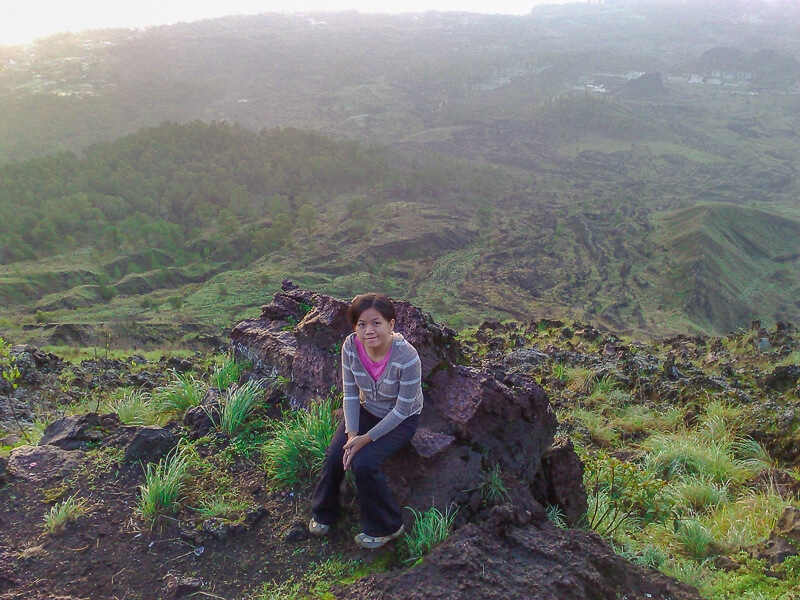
top-left (311, 407), bottom-right (419, 537)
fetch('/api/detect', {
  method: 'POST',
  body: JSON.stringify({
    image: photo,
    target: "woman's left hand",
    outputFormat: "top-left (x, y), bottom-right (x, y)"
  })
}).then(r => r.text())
top-left (343, 434), bottom-right (371, 470)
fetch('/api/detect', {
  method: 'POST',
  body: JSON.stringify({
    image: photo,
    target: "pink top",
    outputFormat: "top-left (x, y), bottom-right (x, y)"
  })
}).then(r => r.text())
top-left (354, 336), bottom-right (391, 381)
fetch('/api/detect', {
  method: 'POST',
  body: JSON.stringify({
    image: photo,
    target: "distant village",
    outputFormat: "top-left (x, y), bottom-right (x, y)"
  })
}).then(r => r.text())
top-left (2, 34), bottom-right (800, 103)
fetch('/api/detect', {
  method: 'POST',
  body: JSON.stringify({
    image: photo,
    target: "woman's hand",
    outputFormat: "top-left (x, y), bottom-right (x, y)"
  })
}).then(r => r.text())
top-left (343, 433), bottom-right (371, 470)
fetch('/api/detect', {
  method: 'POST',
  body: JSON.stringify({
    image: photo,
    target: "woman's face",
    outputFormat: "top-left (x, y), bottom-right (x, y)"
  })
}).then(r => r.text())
top-left (354, 307), bottom-right (395, 351)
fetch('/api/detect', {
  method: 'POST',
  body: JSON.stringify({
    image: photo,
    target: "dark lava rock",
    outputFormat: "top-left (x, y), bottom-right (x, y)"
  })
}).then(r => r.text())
top-left (765, 365), bottom-right (800, 392)
top-left (121, 427), bottom-right (180, 464)
top-left (231, 282), bottom-right (579, 524)
top-left (338, 522), bottom-right (702, 600)
top-left (166, 357), bottom-right (194, 373)
top-left (531, 438), bottom-right (588, 527)
top-left (284, 521), bottom-right (311, 543)
top-left (38, 413), bottom-right (121, 450)
top-left (752, 507), bottom-right (800, 565)
top-left (0, 456), bottom-right (7, 485)
top-left (164, 573), bottom-right (203, 599)
top-left (231, 279), bottom-right (463, 406)
top-left (183, 388), bottom-right (222, 440)
top-left (745, 469), bottom-right (800, 499)
top-left (7, 445), bottom-right (83, 481)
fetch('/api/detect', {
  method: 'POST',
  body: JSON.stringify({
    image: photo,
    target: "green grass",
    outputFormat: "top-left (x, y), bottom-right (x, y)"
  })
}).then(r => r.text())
top-left (104, 388), bottom-right (163, 426)
top-left (250, 558), bottom-right (360, 600)
top-left (194, 494), bottom-right (251, 519)
top-left (262, 398), bottom-right (338, 488)
top-left (219, 380), bottom-right (266, 437)
top-left (404, 506), bottom-right (457, 563)
top-left (480, 464), bottom-right (510, 505)
top-left (211, 354), bottom-right (248, 391)
top-left (675, 519), bottom-right (717, 559)
top-left (642, 432), bottom-right (756, 484)
top-left (154, 371), bottom-right (204, 416)
top-left (42, 494), bottom-right (90, 534)
top-left (138, 444), bottom-right (194, 520)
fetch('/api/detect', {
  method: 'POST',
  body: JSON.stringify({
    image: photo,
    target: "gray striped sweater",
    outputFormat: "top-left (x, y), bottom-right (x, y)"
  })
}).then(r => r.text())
top-left (342, 331), bottom-right (424, 440)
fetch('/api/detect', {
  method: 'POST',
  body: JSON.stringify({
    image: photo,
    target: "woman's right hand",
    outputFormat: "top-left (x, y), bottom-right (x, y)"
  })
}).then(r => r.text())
top-left (343, 431), bottom-right (358, 468)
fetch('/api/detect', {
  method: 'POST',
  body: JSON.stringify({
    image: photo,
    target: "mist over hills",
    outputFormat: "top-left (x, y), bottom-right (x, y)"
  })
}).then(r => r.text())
top-left (1, 0), bottom-right (799, 339)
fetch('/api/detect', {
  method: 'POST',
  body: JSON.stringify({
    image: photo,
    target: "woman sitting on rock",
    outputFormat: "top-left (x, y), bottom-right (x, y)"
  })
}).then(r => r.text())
top-left (309, 293), bottom-right (423, 549)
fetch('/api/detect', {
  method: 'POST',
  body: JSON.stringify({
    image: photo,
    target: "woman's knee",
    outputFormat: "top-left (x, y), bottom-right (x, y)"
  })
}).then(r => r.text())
top-left (350, 450), bottom-right (378, 477)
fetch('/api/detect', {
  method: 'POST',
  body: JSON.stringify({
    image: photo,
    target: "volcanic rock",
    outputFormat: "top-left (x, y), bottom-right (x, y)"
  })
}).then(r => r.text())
top-left (531, 438), bottom-right (589, 526)
top-left (164, 573), bottom-right (203, 599)
top-left (38, 413), bottom-right (121, 450)
top-left (338, 522), bottom-right (702, 600)
top-left (230, 283), bottom-right (577, 522)
top-left (119, 426), bottom-right (180, 464)
top-left (7, 445), bottom-right (83, 481)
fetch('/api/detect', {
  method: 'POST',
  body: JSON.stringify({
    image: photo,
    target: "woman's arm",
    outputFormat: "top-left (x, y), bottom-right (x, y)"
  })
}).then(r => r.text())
top-left (366, 352), bottom-right (422, 441)
top-left (341, 336), bottom-right (360, 434)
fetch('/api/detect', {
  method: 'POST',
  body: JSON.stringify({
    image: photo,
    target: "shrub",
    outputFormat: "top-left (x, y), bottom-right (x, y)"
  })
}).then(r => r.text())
top-left (42, 494), bottom-right (89, 534)
top-left (167, 296), bottom-right (183, 310)
top-left (138, 445), bottom-right (193, 520)
top-left (219, 380), bottom-right (265, 437)
top-left (404, 506), bottom-right (457, 563)
top-left (583, 450), bottom-right (668, 536)
top-left (262, 398), bottom-right (338, 488)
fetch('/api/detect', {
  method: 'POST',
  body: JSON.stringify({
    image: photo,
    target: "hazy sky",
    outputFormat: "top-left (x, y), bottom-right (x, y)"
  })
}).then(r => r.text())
top-left (2, 0), bottom-right (582, 46)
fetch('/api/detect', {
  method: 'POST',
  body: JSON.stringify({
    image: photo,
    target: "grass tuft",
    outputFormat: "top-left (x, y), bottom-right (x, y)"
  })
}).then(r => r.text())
top-left (42, 494), bottom-right (90, 534)
top-left (104, 388), bottom-right (161, 426)
top-left (211, 354), bottom-right (248, 391)
top-left (219, 380), bottom-right (266, 437)
top-left (262, 398), bottom-right (338, 488)
top-left (138, 444), bottom-right (194, 520)
top-left (480, 464), bottom-right (510, 505)
top-left (675, 519), bottom-right (717, 559)
top-left (404, 505), bottom-right (457, 563)
top-left (155, 371), bottom-right (204, 416)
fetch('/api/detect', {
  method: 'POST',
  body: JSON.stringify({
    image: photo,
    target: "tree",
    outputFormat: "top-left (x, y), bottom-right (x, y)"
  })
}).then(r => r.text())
top-left (297, 203), bottom-right (316, 235)
top-left (0, 337), bottom-right (27, 442)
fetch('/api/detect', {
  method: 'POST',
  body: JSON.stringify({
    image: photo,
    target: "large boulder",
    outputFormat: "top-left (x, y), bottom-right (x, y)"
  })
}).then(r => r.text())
top-left (7, 445), bottom-right (83, 481)
top-left (230, 282), bottom-right (577, 521)
top-left (38, 413), bottom-right (121, 450)
top-left (102, 425), bottom-right (181, 464)
top-left (339, 519), bottom-right (702, 600)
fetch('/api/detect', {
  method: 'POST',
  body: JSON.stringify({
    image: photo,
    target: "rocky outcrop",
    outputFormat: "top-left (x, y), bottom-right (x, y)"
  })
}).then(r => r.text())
top-left (339, 519), bottom-right (702, 600)
top-left (230, 281), bottom-right (577, 522)
top-left (38, 413), bottom-right (121, 450)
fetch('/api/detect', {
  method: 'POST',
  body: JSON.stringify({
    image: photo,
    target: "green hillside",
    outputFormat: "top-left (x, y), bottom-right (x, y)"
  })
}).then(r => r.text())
top-left (654, 203), bottom-right (800, 332)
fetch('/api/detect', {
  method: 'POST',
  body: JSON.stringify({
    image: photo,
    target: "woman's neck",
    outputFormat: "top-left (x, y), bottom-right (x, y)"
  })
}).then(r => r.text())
top-left (363, 335), bottom-right (392, 362)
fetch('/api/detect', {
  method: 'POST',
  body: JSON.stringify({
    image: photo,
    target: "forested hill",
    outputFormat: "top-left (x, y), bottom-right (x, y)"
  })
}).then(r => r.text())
top-left (0, 121), bottom-right (504, 264)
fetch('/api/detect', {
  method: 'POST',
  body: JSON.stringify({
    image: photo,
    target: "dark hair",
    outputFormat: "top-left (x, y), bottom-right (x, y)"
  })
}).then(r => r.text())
top-left (347, 293), bottom-right (396, 328)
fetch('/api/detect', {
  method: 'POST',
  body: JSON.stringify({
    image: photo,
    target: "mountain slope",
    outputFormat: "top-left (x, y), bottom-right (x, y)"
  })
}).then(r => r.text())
top-left (654, 203), bottom-right (800, 331)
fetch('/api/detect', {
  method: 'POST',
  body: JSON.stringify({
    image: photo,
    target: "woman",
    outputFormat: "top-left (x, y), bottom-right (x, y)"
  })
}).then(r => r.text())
top-left (309, 293), bottom-right (423, 549)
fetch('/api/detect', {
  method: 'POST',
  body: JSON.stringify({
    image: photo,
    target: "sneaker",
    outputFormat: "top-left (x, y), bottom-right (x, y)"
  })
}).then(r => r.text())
top-left (308, 518), bottom-right (330, 536)
top-left (354, 525), bottom-right (405, 549)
